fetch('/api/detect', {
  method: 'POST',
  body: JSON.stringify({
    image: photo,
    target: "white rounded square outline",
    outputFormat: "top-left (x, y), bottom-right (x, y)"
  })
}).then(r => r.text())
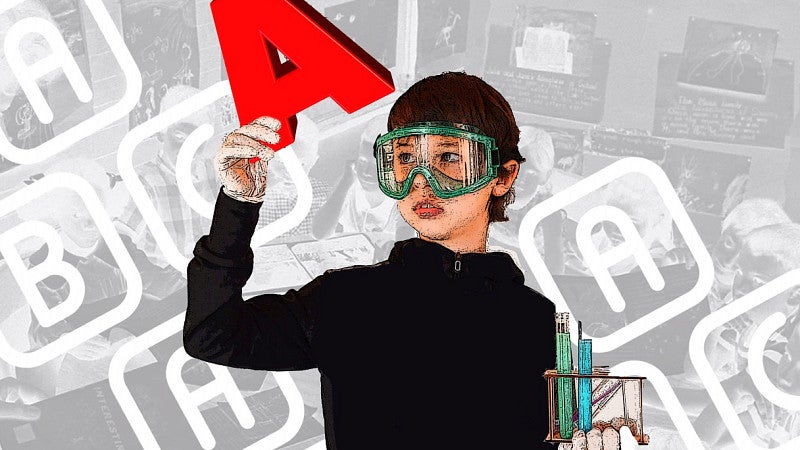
top-left (518, 157), bottom-right (715, 353)
top-left (109, 313), bottom-right (306, 449)
top-left (611, 360), bottom-right (704, 449)
top-left (689, 269), bottom-right (800, 450)
top-left (117, 81), bottom-right (313, 275)
top-left (0, 173), bottom-right (142, 368)
top-left (0, 0), bottom-right (143, 165)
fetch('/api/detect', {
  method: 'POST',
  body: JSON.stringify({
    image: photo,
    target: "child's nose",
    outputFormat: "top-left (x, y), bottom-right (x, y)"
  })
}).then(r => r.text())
top-left (411, 172), bottom-right (430, 190)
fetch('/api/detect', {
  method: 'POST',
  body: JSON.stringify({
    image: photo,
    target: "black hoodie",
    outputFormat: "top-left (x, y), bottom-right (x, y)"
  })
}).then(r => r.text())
top-left (183, 187), bottom-right (558, 449)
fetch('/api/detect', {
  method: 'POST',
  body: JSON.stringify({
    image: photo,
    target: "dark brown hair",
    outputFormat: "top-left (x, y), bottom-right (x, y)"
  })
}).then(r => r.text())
top-left (387, 72), bottom-right (524, 222)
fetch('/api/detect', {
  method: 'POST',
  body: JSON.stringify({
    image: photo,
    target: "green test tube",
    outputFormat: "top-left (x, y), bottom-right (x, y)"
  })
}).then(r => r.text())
top-left (578, 321), bottom-right (592, 433)
top-left (555, 313), bottom-right (574, 439)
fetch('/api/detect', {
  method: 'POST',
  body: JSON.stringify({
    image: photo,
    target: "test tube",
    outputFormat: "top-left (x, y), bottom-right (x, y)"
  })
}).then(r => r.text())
top-left (555, 312), bottom-right (574, 439)
top-left (578, 321), bottom-right (592, 433)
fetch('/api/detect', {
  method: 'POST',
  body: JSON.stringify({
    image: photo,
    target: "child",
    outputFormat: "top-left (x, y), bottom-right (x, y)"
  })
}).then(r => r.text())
top-left (116, 84), bottom-right (217, 265)
top-left (183, 72), bottom-right (559, 448)
top-left (564, 173), bottom-right (675, 276)
top-left (489, 125), bottom-right (555, 260)
top-left (311, 114), bottom-right (411, 260)
top-left (695, 223), bottom-right (800, 447)
top-left (708, 198), bottom-right (790, 312)
top-left (15, 158), bottom-right (180, 397)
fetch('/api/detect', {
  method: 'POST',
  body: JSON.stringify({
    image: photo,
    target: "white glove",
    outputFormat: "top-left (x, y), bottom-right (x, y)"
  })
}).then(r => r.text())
top-left (558, 425), bottom-right (621, 450)
top-left (214, 116), bottom-right (281, 203)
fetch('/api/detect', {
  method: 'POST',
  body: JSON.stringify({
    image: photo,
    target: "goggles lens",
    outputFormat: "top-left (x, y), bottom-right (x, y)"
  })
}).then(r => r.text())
top-left (373, 122), bottom-right (499, 199)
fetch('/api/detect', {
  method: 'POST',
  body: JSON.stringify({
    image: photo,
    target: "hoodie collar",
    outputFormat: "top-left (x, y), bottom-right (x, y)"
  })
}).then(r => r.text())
top-left (388, 238), bottom-right (525, 284)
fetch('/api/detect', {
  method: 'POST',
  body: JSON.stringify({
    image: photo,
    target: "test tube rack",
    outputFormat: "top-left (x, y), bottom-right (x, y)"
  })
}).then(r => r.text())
top-left (543, 370), bottom-right (649, 445)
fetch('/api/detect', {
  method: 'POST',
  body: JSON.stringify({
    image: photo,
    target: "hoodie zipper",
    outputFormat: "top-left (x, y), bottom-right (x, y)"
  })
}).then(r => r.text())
top-left (454, 252), bottom-right (462, 278)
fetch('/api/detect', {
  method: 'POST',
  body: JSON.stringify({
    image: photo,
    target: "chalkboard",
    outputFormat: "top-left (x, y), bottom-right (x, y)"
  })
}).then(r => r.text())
top-left (0, 0), bottom-right (85, 160)
top-left (511, 7), bottom-right (597, 77)
top-left (588, 129), bottom-right (667, 162)
top-left (45, 0), bottom-right (87, 58)
top-left (43, 0), bottom-right (94, 134)
top-left (484, 25), bottom-right (611, 124)
top-left (122, 0), bottom-right (200, 128)
top-left (324, 0), bottom-right (398, 68)
top-left (661, 145), bottom-right (751, 217)
top-left (2, 91), bottom-right (55, 154)
top-left (416, 0), bottom-right (468, 66)
top-left (653, 52), bottom-right (794, 148)
top-left (677, 18), bottom-right (777, 96)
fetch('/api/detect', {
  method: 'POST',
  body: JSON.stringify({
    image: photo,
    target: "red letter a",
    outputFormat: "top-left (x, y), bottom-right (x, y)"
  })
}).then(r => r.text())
top-left (211, 0), bottom-right (395, 150)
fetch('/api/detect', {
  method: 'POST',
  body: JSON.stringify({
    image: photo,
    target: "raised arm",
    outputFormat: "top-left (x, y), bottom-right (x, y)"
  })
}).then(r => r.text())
top-left (182, 117), bottom-right (323, 371)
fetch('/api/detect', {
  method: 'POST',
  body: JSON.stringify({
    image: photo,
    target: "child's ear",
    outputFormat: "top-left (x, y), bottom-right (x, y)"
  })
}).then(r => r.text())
top-left (492, 160), bottom-right (519, 197)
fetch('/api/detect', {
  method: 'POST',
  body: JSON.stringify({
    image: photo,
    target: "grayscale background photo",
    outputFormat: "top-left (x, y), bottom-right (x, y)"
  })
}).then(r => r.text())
top-left (0, 0), bottom-right (799, 448)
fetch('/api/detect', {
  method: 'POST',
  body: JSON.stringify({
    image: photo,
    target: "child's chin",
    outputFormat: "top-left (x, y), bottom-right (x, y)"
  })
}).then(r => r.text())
top-left (415, 225), bottom-right (453, 241)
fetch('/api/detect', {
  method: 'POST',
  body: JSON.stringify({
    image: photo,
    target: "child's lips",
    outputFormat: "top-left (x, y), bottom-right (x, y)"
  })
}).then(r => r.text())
top-left (413, 200), bottom-right (444, 218)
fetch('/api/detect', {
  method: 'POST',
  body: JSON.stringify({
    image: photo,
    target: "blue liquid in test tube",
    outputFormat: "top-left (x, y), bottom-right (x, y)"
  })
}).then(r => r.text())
top-left (578, 320), bottom-right (592, 433)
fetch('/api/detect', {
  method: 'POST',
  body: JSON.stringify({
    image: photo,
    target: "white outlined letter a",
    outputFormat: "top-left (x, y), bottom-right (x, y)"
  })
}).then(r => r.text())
top-left (576, 205), bottom-right (665, 312)
top-left (4, 17), bottom-right (92, 124)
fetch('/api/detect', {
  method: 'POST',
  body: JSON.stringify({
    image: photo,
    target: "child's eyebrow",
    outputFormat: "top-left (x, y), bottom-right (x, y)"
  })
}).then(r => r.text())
top-left (433, 139), bottom-right (460, 147)
top-left (396, 136), bottom-right (414, 145)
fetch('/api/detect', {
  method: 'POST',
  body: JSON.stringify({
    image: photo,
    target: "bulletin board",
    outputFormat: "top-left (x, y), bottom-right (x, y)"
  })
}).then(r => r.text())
top-left (468, 0), bottom-right (799, 207)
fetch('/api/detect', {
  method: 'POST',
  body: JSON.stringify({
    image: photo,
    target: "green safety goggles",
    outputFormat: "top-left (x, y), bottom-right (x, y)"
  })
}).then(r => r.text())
top-left (372, 122), bottom-right (500, 199)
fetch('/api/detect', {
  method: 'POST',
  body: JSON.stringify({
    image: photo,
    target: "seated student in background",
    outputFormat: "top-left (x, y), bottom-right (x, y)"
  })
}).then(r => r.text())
top-left (15, 158), bottom-right (178, 397)
top-left (693, 320), bottom-right (800, 449)
top-left (488, 125), bottom-right (556, 270)
top-left (563, 172), bottom-right (675, 275)
top-left (707, 198), bottom-right (791, 312)
top-left (662, 222), bottom-right (800, 404)
top-left (693, 222), bottom-right (800, 448)
top-left (723, 222), bottom-right (800, 349)
top-left (257, 113), bottom-right (332, 242)
top-left (116, 84), bottom-right (218, 266)
top-left (312, 115), bottom-right (411, 260)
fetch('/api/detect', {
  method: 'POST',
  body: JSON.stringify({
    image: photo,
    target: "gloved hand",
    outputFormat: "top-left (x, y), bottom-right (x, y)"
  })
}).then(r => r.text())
top-left (562, 428), bottom-right (620, 450)
top-left (214, 116), bottom-right (281, 203)
top-left (558, 423), bottom-right (622, 450)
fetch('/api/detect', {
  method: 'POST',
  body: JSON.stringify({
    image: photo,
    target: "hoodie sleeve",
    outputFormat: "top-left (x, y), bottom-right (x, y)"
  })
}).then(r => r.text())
top-left (182, 187), bottom-right (323, 371)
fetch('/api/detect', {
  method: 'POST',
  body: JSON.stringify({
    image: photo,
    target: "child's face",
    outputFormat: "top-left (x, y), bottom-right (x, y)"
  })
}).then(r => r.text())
top-left (356, 141), bottom-right (378, 187)
top-left (55, 192), bottom-right (100, 249)
top-left (732, 254), bottom-right (780, 300)
top-left (397, 172), bottom-right (495, 241)
top-left (512, 163), bottom-right (549, 207)
top-left (158, 122), bottom-right (197, 154)
top-left (396, 160), bottom-right (517, 244)
top-left (713, 224), bottom-right (747, 272)
top-left (600, 202), bottom-right (661, 250)
top-left (733, 250), bottom-right (796, 323)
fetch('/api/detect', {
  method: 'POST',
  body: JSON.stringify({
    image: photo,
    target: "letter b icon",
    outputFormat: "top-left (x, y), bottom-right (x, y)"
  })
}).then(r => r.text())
top-left (0, 173), bottom-right (141, 368)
